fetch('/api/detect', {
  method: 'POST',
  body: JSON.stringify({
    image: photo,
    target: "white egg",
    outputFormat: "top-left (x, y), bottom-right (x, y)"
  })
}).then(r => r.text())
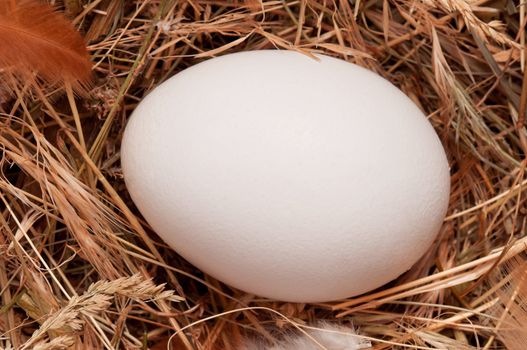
top-left (121, 50), bottom-right (450, 302)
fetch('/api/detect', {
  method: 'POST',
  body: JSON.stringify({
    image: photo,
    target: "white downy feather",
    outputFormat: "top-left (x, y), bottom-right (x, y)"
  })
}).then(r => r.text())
top-left (240, 323), bottom-right (371, 350)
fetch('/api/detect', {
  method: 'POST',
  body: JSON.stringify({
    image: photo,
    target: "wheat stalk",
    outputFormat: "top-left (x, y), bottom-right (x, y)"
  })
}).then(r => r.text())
top-left (21, 274), bottom-right (182, 349)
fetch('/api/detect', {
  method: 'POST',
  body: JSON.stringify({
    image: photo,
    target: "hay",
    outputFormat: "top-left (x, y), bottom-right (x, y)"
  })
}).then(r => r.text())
top-left (1, 0), bottom-right (526, 349)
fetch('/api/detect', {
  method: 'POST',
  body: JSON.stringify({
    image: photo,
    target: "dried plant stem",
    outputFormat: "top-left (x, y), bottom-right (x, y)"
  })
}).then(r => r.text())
top-left (87, 0), bottom-right (170, 166)
top-left (65, 82), bottom-right (85, 150)
top-left (335, 235), bottom-right (527, 315)
top-left (521, 0), bottom-right (525, 71)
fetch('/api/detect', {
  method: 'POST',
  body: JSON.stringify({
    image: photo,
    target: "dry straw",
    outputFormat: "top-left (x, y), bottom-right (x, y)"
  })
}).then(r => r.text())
top-left (0, 0), bottom-right (526, 349)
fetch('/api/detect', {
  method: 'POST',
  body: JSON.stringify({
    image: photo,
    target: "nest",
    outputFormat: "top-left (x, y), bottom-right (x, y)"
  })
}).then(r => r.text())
top-left (1, 0), bottom-right (526, 349)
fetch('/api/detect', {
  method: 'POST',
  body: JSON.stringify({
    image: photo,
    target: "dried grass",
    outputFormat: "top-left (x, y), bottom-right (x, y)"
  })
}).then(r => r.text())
top-left (1, 0), bottom-right (526, 349)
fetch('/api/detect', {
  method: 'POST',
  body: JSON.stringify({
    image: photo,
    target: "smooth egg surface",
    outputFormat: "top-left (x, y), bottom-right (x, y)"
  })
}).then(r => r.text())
top-left (121, 50), bottom-right (450, 302)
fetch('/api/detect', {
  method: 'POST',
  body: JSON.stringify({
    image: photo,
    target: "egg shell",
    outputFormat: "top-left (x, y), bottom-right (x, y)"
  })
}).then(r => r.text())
top-left (121, 50), bottom-right (450, 302)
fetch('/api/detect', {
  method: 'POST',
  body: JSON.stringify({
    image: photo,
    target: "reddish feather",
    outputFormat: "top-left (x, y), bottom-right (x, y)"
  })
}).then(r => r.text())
top-left (0, 0), bottom-right (92, 92)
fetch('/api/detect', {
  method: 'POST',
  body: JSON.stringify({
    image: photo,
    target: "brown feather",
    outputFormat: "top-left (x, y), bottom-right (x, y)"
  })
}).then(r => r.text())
top-left (0, 0), bottom-right (92, 92)
top-left (490, 254), bottom-right (527, 350)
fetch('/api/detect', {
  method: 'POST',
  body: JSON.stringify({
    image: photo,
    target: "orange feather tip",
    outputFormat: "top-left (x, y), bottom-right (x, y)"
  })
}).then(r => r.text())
top-left (0, 0), bottom-right (93, 94)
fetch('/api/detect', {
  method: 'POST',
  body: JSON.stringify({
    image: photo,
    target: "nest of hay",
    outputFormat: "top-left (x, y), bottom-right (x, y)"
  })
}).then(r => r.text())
top-left (1, 0), bottom-right (527, 349)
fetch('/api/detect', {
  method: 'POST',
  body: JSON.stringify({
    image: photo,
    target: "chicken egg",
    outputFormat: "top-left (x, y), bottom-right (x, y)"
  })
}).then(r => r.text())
top-left (121, 50), bottom-right (450, 302)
